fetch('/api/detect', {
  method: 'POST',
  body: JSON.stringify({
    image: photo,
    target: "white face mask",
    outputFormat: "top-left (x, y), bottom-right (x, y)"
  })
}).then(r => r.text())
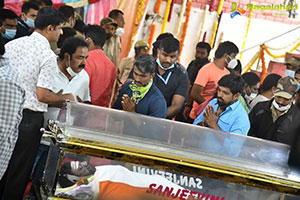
top-left (66, 67), bottom-right (78, 77)
top-left (115, 27), bottom-right (124, 36)
top-left (285, 69), bottom-right (295, 77)
top-left (245, 93), bottom-right (257, 101)
top-left (272, 99), bottom-right (291, 112)
top-left (227, 58), bottom-right (238, 69)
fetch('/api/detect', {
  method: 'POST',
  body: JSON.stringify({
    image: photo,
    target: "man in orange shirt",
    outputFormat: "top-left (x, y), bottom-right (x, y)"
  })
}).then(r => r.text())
top-left (84, 25), bottom-right (117, 107)
top-left (185, 41), bottom-right (239, 120)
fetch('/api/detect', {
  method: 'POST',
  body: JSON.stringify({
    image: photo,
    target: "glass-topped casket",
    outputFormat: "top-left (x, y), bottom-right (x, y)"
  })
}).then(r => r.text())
top-left (42, 102), bottom-right (300, 200)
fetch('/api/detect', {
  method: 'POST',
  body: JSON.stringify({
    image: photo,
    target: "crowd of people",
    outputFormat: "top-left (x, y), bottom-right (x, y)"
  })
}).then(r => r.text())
top-left (1, 1), bottom-right (300, 199)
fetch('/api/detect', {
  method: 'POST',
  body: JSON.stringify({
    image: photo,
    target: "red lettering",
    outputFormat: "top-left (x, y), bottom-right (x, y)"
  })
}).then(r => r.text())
top-left (162, 186), bottom-right (174, 197)
top-left (220, 197), bottom-right (225, 200)
top-left (205, 194), bottom-right (210, 200)
top-left (153, 185), bottom-right (163, 196)
top-left (188, 191), bottom-right (198, 199)
top-left (210, 195), bottom-right (220, 200)
top-left (198, 193), bottom-right (206, 199)
top-left (179, 189), bottom-right (189, 200)
top-left (171, 189), bottom-right (181, 198)
top-left (146, 183), bottom-right (156, 194)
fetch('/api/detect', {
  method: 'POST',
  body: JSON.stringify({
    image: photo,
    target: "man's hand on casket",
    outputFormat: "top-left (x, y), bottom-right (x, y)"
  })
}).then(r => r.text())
top-left (121, 94), bottom-right (136, 112)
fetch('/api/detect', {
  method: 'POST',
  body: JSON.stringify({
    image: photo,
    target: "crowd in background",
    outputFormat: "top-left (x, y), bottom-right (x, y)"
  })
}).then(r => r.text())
top-left (1, 1), bottom-right (300, 199)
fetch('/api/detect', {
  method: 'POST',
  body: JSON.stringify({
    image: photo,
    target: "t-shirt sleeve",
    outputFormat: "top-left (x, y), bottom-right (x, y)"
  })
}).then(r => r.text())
top-left (194, 66), bottom-right (210, 87)
top-left (36, 56), bottom-right (57, 90)
top-left (174, 72), bottom-right (188, 97)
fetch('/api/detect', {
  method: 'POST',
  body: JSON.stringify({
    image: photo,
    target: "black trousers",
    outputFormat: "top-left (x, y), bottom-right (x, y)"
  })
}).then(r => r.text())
top-left (0, 109), bottom-right (44, 200)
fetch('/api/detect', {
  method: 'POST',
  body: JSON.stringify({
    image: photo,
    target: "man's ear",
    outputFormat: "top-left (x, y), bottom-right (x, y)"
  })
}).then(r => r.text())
top-left (151, 72), bottom-right (155, 79)
top-left (0, 27), bottom-right (5, 34)
top-left (233, 92), bottom-right (240, 101)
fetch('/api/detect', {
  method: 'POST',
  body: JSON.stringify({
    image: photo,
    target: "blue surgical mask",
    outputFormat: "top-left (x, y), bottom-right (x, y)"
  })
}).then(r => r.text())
top-left (297, 83), bottom-right (300, 91)
top-left (1, 29), bottom-right (16, 40)
top-left (25, 17), bottom-right (35, 28)
top-left (156, 58), bottom-right (175, 70)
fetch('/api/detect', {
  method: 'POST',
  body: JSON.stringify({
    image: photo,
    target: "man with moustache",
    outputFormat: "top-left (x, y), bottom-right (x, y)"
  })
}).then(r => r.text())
top-left (113, 54), bottom-right (167, 118)
top-left (193, 74), bottom-right (250, 136)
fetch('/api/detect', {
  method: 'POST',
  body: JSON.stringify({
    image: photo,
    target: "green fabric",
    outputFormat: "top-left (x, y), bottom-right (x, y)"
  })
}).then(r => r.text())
top-left (238, 96), bottom-right (250, 114)
top-left (129, 79), bottom-right (153, 104)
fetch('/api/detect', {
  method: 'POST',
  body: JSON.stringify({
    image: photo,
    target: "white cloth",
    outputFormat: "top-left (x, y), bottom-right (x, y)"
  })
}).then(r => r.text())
top-left (43, 65), bottom-right (90, 127)
top-left (250, 94), bottom-right (269, 108)
top-left (4, 31), bottom-right (57, 112)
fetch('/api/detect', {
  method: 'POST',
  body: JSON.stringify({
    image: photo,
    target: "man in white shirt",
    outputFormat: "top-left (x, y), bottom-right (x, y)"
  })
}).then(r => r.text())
top-left (0, 7), bottom-right (74, 199)
top-left (28, 36), bottom-right (90, 198)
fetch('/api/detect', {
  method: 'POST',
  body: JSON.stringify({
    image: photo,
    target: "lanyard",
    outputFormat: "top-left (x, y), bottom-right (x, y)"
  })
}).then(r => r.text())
top-left (156, 72), bottom-right (172, 85)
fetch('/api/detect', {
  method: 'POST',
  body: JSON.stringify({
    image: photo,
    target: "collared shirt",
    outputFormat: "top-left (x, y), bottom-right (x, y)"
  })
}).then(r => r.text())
top-left (193, 98), bottom-right (250, 135)
top-left (43, 65), bottom-right (91, 127)
top-left (0, 58), bottom-right (25, 179)
top-left (4, 31), bottom-right (57, 112)
top-left (153, 62), bottom-right (188, 107)
top-left (85, 49), bottom-right (117, 107)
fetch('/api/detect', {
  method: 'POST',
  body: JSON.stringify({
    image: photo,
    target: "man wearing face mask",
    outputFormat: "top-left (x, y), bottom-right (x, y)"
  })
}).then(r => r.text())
top-left (241, 72), bottom-right (260, 103)
top-left (103, 9), bottom-right (125, 67)
top-left (248, 76), bottom-right (299, 144)
top-left (189, 41), bottom-right (239, 120)
top-left (100, 17), bottom-right (117, 41)
top-left (0, 8), bottom-right (18, 43)
top-left (15, 2), bottom-right (39, 39)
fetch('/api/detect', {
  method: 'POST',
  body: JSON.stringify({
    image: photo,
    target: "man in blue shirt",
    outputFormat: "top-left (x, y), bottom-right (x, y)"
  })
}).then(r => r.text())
top-left (113, 54), bottom-right (167, 118)
top-left (193, 74), bottom-right (250, 136)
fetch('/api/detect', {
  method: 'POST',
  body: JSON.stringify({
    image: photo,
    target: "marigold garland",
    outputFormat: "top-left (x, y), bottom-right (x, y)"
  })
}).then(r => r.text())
top-left (148, 24), bottom-right (156, 53)
top-left (260, 45), bottom-right (266, 85)
top-left (264, 40), bottom-right (300, 58)
top-left (129, 0), bottom-right (148, 49)
top-left (161, 0), bottom-right (173, 33)
top-left (179, 0), bottom-right (192, 58)
top-left (239, 9), bottom-right (253, 61)
top-left (265, 37), bottom-right (300, 50)
top-left (155, 0), bottom-right (162, 14)
top-left (242, 50), bottom-right (261, 74)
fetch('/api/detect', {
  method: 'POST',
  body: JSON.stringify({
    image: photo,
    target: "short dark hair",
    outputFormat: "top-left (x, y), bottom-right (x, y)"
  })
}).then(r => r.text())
top-left (58, 37), bottom-right (88, 60)
top-left (241, 72), bottom-right (260, 87)
top-left (159, 37), bottom-right (180, 54)
top-left (0, 35), bottom-right (5, 55)
top-left (108, 9), bottom-right (124, 19)
top-left (0, 9), bottom-right (18, 23)
top-left (57, 27), bottom-right (76, 48)
top-left (134, 54), bottom-right (156, 74)
top-left (73, 19), bottom-right (87, 34)
top-left (28, 0), bottom-right (45, 8)
top-left (35, 6), bottom-right (65, 30)
top-left (233, 59), bottom-right (242, 75)
top-left (152, 32), bottom-right (174, 57)
top-left (41, 0), bottom-right (53, 6)
top-left (84, 25), bottom-right (106, 47)
top-left (22, 2), bottom-right (39, 14)
top-left (58, 5), bottom-right (74, 20)
top-left (218, 74), bottom-right (245, 95)
top-left (215, 41), bottom-right (239, 59)
top-left (196, 42), bottom-right (211, 54)
top-left (295, 67), bottom-right (300, 75)
top-left (260, 73), bottom-right (281, 92)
